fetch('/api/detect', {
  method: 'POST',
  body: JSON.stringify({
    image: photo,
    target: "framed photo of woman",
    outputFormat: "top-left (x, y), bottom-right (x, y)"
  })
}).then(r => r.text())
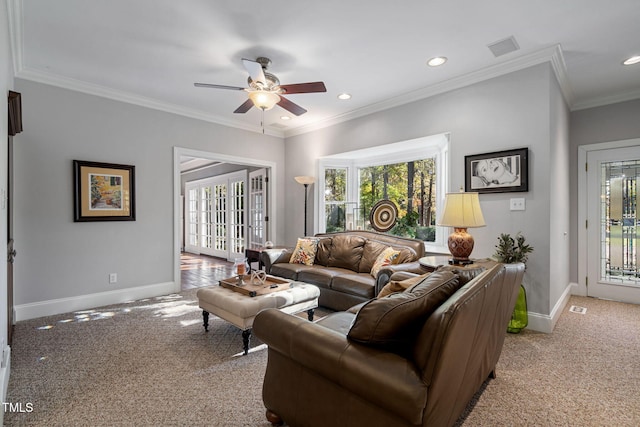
top-left (465, 148), bottom-right (528, 193)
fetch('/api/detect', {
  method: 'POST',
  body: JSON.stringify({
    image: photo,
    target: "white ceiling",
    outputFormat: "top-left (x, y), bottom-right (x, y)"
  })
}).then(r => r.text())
top-left (8, 0), bottom-right (640, 137)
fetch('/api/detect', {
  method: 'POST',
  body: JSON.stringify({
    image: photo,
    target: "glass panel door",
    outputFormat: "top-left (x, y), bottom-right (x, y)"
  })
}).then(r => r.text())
top-left (587, 146), bottom-right (640, 304)
top-left (248, 169), bottom-right (267, 249)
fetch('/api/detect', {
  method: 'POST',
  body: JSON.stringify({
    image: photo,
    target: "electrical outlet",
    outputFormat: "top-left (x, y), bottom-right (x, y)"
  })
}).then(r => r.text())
top-left (510, 198), bottom-right (525, 211)
top-left (109, 273), bottom-right (117, 284)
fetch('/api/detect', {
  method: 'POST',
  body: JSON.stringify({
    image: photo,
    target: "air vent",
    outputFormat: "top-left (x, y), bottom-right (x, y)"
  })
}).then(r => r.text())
top-left (569, 305), bottom-right (587, 314)
top-left (488, 36), bottom-right (520, 58)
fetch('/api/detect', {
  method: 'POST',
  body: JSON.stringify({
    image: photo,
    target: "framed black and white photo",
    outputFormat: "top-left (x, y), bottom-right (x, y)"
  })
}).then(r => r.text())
top-left (465, 148), bottom-right (528, 193)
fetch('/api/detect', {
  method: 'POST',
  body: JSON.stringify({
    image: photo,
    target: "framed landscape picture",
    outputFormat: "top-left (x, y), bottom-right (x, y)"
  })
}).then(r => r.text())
top-left (73, 160), bottom-right (136, 222)
top-left (465, 148), bottom-right (528, 193)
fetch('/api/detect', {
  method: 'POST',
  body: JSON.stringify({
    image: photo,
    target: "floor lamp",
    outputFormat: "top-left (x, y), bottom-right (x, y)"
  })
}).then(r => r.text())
top-left (294, 176), bottom-right (315, 236)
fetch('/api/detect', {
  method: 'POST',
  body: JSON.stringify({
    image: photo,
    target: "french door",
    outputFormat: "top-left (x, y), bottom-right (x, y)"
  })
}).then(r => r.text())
top-left (185, 171), bottom-right (247, 261)
top-left (248, 168), bottom-right (268, 249)
top-left (586, 145), bottom-right (640, 304)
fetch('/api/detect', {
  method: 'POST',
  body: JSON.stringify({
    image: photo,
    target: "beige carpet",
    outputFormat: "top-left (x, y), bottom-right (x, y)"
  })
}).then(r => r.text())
top-left (4, 292), bottom-right (640, 426)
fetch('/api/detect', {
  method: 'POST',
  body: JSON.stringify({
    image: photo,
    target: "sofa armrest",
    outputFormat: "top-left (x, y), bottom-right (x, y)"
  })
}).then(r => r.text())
top-left (253, 309), bottom-right (428, 423)
top-left (259, 248), bottom-right (292, 273)
top-left (375, 261), bottom-right (426, 295)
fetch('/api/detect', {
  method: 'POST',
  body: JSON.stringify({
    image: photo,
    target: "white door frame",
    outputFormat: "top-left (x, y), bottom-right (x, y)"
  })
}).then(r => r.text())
top-left (577, 137), bottom-right (640, 297)
top-left (173, 147), bottom-right (277, 292)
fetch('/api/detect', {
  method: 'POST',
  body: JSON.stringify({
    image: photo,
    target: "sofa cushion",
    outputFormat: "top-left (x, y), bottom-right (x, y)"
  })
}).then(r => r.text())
top-left (377, 273), bottom-right (430, 298)
top-left (325, 235), bottom-right (366, 271)
top-left (437, 264), bottom-right (486, 286)
top-left (298, 266), bottom-right (352, 290)
top-left (289, 237), bottom-right (319, 265)
top-left (347, 270), bottom-right (461, 352)
top-left (358, 240), bottom-right (390, 273)
top-left (331, 273), bottom-right (377, 299)
top-left (313, 237), bottom-right (333, 266)
top-left (270, 263), bottom-right (315, 281)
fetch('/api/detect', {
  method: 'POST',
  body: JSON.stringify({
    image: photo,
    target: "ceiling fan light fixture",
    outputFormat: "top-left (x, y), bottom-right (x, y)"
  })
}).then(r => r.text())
top-left (248, 90), bottom-right (281, 110)
top-left (623, 55), bottom-right (640, 66)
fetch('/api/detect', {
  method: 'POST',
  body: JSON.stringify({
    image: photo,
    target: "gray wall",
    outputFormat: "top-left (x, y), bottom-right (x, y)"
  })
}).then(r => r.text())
top-left (284, 63), bottom-right (570, 318)
top-left (1, 0), bottom-right (14, 363)
top-left (569, 98), bottom-right (640, 283)
top-left (12, 80), bottom-right (285, 310)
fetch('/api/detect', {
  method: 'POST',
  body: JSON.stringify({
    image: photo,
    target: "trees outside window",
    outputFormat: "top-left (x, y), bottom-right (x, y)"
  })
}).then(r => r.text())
top-left (359, 158), bottom-right (436, 241)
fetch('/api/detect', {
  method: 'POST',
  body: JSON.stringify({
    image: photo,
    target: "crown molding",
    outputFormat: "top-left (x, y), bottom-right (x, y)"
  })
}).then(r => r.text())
top-left (571, 88), bottom-right (640, 111)
top-left (15, 67), bottom-right (285, 137)
top-left (285, 45), bottom-right (573, 138)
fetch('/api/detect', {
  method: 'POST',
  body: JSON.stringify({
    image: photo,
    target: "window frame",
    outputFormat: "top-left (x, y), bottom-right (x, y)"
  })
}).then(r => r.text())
top-left (317, 133), bottom-right (450, 253)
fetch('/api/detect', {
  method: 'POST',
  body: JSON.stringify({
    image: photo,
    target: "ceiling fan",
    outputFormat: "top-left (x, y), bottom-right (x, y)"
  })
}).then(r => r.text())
top-left (194, 57), bottom-right (326, 116)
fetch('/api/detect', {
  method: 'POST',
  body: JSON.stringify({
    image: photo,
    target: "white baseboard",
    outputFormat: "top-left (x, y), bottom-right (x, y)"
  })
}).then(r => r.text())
top-left (526, 282), bottom-right (573, 333)
top-left (14, 282), bottom-right (178, 321)
top-left (0, 344), bottom-right (11, 426)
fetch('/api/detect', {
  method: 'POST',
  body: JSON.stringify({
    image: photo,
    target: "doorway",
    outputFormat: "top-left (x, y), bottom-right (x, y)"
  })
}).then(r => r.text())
top-left (581, 140), bottom-right (640, 304)
top-left (173, 147), bottom-right (277, 292)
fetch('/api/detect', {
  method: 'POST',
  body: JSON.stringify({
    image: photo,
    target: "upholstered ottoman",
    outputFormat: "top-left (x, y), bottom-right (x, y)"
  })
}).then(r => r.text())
top-left (196, 281), bottom-right (320, 355)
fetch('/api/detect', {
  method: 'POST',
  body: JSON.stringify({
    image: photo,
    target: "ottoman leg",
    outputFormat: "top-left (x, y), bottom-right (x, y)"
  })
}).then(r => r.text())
top-left (202, 310), bottom-right (209, 332)
top-left (307, 308), bottom-right (315, 321)
top-left (242, 329), bottom-right (252, 355)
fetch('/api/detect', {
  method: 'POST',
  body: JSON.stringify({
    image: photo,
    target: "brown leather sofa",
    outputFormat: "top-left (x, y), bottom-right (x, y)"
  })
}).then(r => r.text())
top-left (260, 231), bottom-right (426, 311)
top-left (253, 262), bottom-right (525, 427)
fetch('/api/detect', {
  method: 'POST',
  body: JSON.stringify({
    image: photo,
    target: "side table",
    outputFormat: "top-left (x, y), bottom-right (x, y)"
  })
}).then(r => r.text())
top-left (419, 255), bottom-right (497, 272)
top-left (245, 246), bottom-right (288, 272)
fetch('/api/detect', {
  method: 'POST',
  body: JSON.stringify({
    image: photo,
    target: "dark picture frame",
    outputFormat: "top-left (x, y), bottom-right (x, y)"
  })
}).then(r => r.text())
top-left (73, 160), bottom-right (136, 222)
top-left (465, 148), bottom-right (528, 193)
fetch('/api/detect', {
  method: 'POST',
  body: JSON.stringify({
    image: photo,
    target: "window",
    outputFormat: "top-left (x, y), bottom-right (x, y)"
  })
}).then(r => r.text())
top-left (318, 133), bottom-right (449, 252)
top-left (324, 168), bottom-right (347, 232)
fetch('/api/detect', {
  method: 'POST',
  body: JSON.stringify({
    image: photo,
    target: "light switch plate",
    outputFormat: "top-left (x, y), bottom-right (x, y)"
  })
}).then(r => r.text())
top-left (510, 198), bottom-right (525, 211)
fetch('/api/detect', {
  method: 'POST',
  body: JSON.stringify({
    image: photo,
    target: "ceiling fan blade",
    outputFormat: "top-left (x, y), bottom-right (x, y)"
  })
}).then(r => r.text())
top-left (234, 99), bottom-right (254, 114)
top-left (279, 82), bottom-right (327, 94)
top-left (194, 83), bottom-right (245, 90)
top-left (277, 95), bottom-right (307, 116)
top-left (242, 58), bottom-right (266, 86)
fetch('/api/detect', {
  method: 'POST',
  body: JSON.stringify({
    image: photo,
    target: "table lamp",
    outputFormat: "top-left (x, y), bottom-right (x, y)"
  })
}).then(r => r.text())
top-left (437, 192), bottom-right (486, 265)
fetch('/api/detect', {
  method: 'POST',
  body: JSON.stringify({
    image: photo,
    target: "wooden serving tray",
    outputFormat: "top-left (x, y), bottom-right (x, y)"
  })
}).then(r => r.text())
top-left (219, 275), bottom-right (291, 297)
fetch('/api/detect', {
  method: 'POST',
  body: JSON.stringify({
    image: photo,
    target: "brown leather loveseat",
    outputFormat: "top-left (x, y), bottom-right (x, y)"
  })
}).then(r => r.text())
top-left (260, 230), bottom-right (426, 311)
top-left (253, 262), bottom-right (525, 427)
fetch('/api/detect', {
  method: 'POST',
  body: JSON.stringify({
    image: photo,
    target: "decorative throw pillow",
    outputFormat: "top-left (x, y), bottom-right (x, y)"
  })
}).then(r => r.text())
top-left (377, 273), bottom-right (430, 298)
top-left (289, 238), bottom-right (319, 265)
top-left (348, 270), bottom-right (461, 353)
top-left (370, 246), bottom-right (400, 278)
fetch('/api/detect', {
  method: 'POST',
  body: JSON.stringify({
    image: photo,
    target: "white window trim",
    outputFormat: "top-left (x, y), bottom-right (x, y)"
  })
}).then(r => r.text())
top-left (317, 133), bottom-right (450, 253)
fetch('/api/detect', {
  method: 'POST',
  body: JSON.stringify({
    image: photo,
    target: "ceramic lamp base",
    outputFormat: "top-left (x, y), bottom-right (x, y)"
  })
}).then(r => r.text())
top-left (447, 227), bottom-right (475, 264)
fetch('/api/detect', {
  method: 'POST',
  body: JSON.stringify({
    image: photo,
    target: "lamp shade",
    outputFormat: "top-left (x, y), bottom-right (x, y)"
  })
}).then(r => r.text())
top-left (294, 176), bottom-right (316, 185)
top-left (437, 192), bottom-right (486, 228)
top-left (248, 90), bottom-right (281, 110)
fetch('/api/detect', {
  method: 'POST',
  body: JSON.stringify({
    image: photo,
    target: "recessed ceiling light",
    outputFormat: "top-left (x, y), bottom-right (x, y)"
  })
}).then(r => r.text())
top-left (337, 93), bottom-right (351, 100)
top-left (280, 115), bottom-right (291, 120)
top-left (427, 56), bottom-right (447, 67)
top-left (623, 55), bottom-right (640, 65)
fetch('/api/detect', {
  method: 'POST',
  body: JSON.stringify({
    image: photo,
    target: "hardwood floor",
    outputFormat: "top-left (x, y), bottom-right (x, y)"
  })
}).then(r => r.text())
top-left (180, 252), bottom-right (234, 290)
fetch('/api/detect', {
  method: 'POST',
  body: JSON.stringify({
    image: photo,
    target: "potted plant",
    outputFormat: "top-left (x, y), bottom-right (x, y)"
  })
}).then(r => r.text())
top-left (493, 233), bottom-right (533, 333)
